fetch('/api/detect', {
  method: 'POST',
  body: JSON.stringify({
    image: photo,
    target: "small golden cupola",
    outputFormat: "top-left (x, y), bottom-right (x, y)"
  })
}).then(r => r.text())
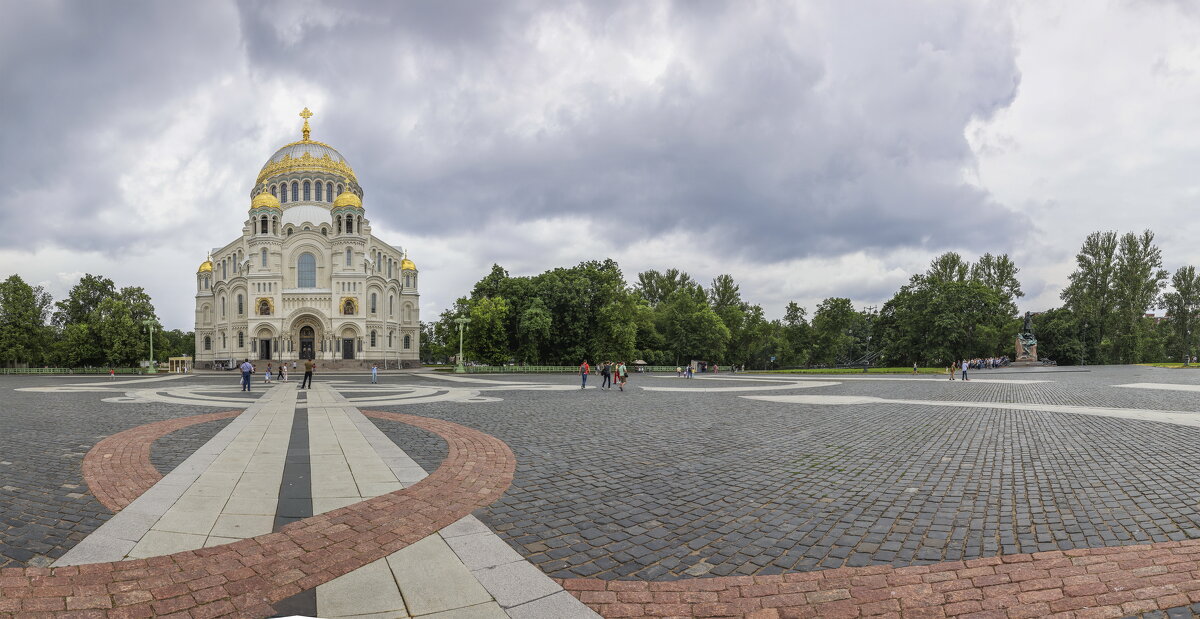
top-left (251, 190), bottom-right (282, 210)
top-left (197, 258), bottom-right (214, 273)
top-left (333, 189), bottom-right (363, 209)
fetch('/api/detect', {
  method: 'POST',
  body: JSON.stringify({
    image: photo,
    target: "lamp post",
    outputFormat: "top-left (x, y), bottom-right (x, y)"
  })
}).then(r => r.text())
top-left (454, 317), bottom-right (471, 373)
top-left (142, 319), bottom-right (159, 374)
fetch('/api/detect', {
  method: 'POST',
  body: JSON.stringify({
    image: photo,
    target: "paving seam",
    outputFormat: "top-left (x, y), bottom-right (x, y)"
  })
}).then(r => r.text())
top-left (270, 386), bottom-right (316, 616)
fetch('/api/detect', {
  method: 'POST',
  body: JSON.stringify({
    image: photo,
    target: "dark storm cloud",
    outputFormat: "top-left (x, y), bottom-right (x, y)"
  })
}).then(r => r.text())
top-left (0, 1), bottom-right (248, 251)
top-left (232, 0), bottom-right (1027, 262)
top-left (1, 0), bottom-right (1026, 265)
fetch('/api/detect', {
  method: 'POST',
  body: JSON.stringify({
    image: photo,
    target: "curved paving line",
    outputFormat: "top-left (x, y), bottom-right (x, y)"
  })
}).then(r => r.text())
top-left (82, 411), bottom-right (242, 513)
top-left (560, 540), bottom-right (1200, 617)
top-left (0, 412), bottom-right (515, 617)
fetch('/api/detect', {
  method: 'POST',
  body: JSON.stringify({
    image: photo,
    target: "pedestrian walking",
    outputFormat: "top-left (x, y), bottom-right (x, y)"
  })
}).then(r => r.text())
top-left (240, 359), bottom-right (253, 392)
top-left (913, 363), bottom-right (919, 375)
top-left (300, 359), bottom-right (314, 389)
top-left (961, 359), bottom-right (969, 381)
top-left (371, 363), bottom-right (378, 384)
top-left (676, 366), bottom-right (682, 378)
top-left (579, 360), bottom-right (590, 389)
top-left (601, 362), bottom-right (612, 389)
top-left (948, 363), bottom-right (955, 380)
top-left (618, 361), bottom-right (627, 391)
top-left (280, 364), bottom-right (288, 382)
top-left (292, 360), bottom-right (297, 372)
top-left (265, 363), bottom-right (272, 384)
top-left (108, 368), bottom-right (116, 381)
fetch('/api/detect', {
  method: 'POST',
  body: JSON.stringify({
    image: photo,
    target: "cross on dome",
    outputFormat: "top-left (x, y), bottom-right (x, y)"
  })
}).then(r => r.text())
top-left (300, 107), bottom-right (313, 141)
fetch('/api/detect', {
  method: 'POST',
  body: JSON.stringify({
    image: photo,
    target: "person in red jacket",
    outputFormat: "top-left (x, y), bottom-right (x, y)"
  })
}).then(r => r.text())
top-left (579, 360), bottom-right (590, 389)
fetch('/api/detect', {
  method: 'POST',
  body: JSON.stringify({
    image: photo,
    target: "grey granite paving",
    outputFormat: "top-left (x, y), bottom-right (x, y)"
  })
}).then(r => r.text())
top-left (372, 366), bottom-right (1200, 580)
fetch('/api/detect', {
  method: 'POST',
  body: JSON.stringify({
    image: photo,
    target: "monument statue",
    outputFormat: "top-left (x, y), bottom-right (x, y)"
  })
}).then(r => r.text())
top-left (1015, 311), bottom-right (1037, 362)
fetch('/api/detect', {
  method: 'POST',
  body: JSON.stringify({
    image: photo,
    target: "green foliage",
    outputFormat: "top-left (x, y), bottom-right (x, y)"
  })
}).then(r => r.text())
top-left (0, 275), bottom-right (53, 367)
top-left (1161, 265), bottom-right (1200, 362)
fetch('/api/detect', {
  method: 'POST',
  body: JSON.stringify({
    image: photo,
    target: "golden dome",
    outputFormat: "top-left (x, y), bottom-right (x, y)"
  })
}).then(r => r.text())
top-left (401, 258), bottom-right (416, 271)
top-left (255, 109), bottom-right (357, 185)
top-left (198, 260), bottom-right (213, 273)
top-left (333, 190), bottom-right (362, 208)
top-left (251, 191), bottom-right (281, 209)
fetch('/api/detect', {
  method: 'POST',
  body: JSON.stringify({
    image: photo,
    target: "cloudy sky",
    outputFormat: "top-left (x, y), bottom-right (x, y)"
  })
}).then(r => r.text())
top-left (2, 0), bottom-right (1199, 330)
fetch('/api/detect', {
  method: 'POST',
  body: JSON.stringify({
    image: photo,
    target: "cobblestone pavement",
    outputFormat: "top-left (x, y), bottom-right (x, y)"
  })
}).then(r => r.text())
top-left (370, 367), bottom-right (1200, 585)
top-left (10, 368), bottom-right (1200, 617)
top-left (0, 376), bottom-right (245, 569)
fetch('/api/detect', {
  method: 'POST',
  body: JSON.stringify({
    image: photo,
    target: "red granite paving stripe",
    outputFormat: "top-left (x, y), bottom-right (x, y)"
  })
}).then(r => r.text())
top-left (81, 410), bottom-right (242, 512)
top-left (560, 540), bottom-right (1200, 617)
top-left (0, 411), bottom-right (514, 618)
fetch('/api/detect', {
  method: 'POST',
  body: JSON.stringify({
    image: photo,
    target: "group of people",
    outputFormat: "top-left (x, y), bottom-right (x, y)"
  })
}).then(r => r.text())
top-left (945, 356), bottom-right (1009, 381)
top-left (579, 360), bottom-right (629, 391)
top-left (238, 359), bottom-right (315, 391)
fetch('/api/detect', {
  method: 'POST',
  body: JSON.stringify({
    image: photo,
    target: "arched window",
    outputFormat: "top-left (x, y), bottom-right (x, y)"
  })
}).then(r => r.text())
top-left (260, 216), bottom-right (268, 234)
top-left (291, 181), bottom-right (299, 202)
top-left (357, 216), bottom-right (362, 233)
top-left (278, 184), bottom-right (286, 203)
top-left (345, 248), bottom-right (352, 266)
top-left (388, 331), bottom-right (393, 347)
top-left (222, 333), bottom-right (226, 348)
top-left (326, 182), bottom-right (333, 201)
top-left (237, 294), bottom-right (243, 315)
top-left (221, 297), bottom-right (226, 317)
top-left (389, 294), bottom-right (394, 317)
top-left (336, 216), bottom-right (342, 234)
top-left (298, 253), bottom-right (316, 288)
top-left (270, 185), bottom-right (278, 198)
top-left (403, 334), bottom-right (411, 349)
top-left (370, 330), bottom-right (377, 347)
top-left (370, 293), bottom-right (377, 314)
top-left (387, 260), bottom-right (392, 278)
top-left (286, 227), bottom-right (294, 236)
top-left (222, 261), bottom-right (227, 279)
top-left (315, 181), bottom-right (322, 202)
top-left (261, 248), bottom-right (267, 267)
top-left (272, 217), bottom-right (278, 234)
top-left (204, 336), bottom-right (211, 350)
top-left (238, 331), bottom-right (244, 348)
top-left (321, 227), bottom-right (328, 236)
top-left (346, 217), bottom-right (354, 234)
top-left (336, 184), bottom-right (343, 197)
top-left (303, 181), bottom-right (311, 201)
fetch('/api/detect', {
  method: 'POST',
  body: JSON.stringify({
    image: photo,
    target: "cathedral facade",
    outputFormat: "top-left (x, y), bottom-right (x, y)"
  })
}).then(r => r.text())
top-left (194, 110), bottom-right (420, 369)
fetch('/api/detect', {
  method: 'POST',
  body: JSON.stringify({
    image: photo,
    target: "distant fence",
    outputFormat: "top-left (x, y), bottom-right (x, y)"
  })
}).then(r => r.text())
top-left (0, 368), bottom-right (153, 375)
top-left (456, 365), bottom-right (683, 374)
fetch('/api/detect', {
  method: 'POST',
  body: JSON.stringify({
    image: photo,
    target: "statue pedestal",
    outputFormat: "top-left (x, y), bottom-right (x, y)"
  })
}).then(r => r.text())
top-left (1015, 337), bottom-right (1037, 363)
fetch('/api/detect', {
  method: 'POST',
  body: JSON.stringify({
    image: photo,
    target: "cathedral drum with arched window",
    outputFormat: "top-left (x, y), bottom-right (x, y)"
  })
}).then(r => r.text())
top-left (194, 109), bottom-right (420, 368)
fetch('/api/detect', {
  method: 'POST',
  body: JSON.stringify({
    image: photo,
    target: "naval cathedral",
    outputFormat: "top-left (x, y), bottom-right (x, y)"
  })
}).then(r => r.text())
top-left (194, 109), bottom-right (420, 369)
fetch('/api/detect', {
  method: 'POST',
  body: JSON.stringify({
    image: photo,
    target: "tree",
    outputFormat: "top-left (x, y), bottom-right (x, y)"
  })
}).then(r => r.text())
top-left (780, 302), bottom-right (811, 366)
top-left (1061, 231), bottom-right (1119, 364)
top-left (810, 298), bottom-right (868, 365)
top-left (466, 296), bottom-right (511, 365)
top-left (636, 269), bottom-right (698, 307)
top-left (53, 274), bottom-right (116, 327)
top-left (971, 253), bottom-right (1024, 317)
top-left (517, 299), bottom-right (552, 363)
top-left (1031, 308), bottom-right (1085, 365)
top-left (0, 275), bottom-right (52, 367)
top-left (1161, 266), bottom-right (1200, 364)
top-left (926, 252), bottom-right (970, 284)
top-left (662, 288), bottom-right (729, 363)
top-left (1111, 230), bottom-right (1167, 363)
top-left (94, 297), bottom-right (140, 367)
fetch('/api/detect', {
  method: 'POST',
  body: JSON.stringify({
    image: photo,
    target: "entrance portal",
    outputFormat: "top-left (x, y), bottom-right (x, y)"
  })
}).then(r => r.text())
top-left (342, 338), bottom-right (355, 360)
top-left (260, 339), bottom-right (272, 360)
top-left (300, 326), bottom-right (315, 360)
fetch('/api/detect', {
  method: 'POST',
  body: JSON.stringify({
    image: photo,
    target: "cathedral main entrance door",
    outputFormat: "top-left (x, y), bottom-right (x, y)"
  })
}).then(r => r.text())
top-left (299, 326), bottom-right (315, 360)
top-left (260, 339), bottom-right (271, 360)
top-left (342, 338), bottom-right (355, 360)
